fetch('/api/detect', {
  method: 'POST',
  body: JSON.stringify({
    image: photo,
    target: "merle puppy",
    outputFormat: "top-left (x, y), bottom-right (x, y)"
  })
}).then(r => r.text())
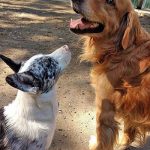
top-left (0, 45), bottom-right (71, 150)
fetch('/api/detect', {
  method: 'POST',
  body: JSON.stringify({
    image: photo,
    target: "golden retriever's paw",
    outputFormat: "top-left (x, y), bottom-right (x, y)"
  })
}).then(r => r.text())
top-left (89, 135), bottom-right (97, 150)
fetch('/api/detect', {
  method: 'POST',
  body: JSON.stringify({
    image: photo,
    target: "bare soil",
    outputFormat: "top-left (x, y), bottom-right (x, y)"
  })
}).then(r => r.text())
top-left (0, 1), bottom-right (149, 150)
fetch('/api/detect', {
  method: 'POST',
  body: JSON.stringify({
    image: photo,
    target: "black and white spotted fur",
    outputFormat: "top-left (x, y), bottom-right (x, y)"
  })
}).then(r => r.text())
top-left (0, 45), bottom-right (71, 150)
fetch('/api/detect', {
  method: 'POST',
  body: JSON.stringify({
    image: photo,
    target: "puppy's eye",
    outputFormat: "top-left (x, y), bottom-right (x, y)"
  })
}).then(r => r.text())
top-left (106, 0), bottom-right (114, 5)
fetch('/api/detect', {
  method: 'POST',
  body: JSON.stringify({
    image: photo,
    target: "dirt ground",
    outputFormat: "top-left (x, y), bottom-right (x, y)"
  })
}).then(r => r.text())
top-left (0, 0), bottom-right (149, 150)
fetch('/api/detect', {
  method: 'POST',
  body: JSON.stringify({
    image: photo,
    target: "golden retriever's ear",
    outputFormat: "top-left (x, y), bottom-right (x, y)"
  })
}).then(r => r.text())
top-left (121, 12), bottom-right (134, 49)
top-left (115, 12), bottom-right (136, 50)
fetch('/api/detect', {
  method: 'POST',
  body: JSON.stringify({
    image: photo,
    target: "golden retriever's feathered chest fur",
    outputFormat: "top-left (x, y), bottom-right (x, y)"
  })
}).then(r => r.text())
top-left (84, 37), bottom-right (150, 123)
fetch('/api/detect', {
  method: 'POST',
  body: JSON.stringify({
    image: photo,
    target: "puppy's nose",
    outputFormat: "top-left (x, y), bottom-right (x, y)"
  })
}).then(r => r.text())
top-left (62, 45), bottom-right (70, 51)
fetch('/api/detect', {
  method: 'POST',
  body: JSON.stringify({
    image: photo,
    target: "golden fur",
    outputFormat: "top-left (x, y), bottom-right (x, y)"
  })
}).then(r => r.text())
top-left (71, 0), bottom-right (150, 149)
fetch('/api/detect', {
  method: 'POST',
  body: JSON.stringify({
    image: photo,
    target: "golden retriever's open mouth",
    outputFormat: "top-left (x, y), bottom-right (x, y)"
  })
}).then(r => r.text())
top-left (70, 11), bottom-right (105, 34)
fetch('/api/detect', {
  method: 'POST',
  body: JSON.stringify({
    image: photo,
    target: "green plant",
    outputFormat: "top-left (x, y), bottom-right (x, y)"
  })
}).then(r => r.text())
top-left (131, 0), bottom-right (150, 8)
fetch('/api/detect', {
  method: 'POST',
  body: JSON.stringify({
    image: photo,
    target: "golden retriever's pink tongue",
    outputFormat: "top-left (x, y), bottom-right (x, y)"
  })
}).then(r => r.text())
top-left (70, 19), bottom-right (92, 30)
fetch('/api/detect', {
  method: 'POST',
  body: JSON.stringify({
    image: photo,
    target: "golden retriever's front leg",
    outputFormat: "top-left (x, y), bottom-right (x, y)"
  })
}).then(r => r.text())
top-left (90, 99), bottom-right (119, 150)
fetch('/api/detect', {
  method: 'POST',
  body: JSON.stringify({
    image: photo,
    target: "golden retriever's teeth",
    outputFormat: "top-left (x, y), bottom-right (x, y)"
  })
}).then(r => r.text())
top-left (90, 25), bottom-right (95, 28)
top-left (91, 23), bottom-right (99, 28)
top-left (95, 23), bottom-right (99, 25)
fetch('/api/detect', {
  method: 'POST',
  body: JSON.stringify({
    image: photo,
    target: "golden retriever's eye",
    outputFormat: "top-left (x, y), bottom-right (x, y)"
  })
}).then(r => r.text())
top-left (106, 0), bottom-right (114, 5)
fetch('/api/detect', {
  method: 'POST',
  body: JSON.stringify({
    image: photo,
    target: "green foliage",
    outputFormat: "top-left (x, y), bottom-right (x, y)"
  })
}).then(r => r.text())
top-left (131, 0), bottom-right (150, 8)
top-left (145, 0), bottom-right (150, 8)
top-left (132, 0), bottom-right (138, 7)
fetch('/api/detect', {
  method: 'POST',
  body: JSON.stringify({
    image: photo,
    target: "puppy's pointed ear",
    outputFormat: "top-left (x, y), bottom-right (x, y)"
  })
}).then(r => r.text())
top-left (0, 55), bottom-right (21, 73)
top-left (6, 72), bottom-right (40, 94)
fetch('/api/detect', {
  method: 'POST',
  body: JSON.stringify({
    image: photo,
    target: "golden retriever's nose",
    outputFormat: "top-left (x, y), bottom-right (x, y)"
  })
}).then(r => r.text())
top-left (71, 0), bottom-right (84, 14)
top-left (72, 0), bottom-right (84, 4)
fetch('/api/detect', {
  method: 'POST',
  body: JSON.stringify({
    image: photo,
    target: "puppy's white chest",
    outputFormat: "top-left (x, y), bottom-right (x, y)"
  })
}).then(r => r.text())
top-left (4, 88), bottom-right (58, 150)
top-left (36, 88), bottom-right (58, 122)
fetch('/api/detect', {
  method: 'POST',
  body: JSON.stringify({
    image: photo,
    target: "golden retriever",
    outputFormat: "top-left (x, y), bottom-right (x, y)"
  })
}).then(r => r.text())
top-left (70, 0), bottom-right (150, 150)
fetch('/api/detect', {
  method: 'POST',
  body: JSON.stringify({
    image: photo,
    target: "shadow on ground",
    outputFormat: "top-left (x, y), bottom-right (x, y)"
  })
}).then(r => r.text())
top-left (0, 0), bottom-right (149, 150)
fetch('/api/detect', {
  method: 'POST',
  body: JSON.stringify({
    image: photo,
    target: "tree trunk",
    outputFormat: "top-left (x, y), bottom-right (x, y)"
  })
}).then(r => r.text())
top-left (137, 0), bottom-right (146, 9)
